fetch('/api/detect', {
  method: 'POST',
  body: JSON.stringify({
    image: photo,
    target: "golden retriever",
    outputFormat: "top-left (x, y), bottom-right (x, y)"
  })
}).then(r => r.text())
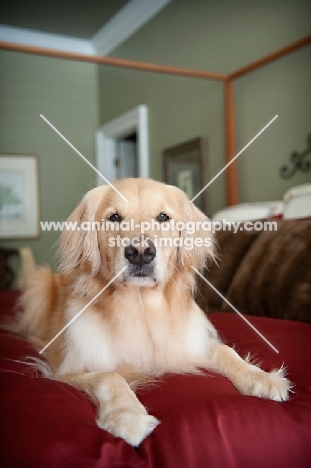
top-left (15, 178), bottom-right (291, 446)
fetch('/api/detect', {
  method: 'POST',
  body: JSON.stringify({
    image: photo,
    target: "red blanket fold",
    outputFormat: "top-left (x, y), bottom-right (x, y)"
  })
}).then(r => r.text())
top-left (1, 291), bottom-right (311, 468)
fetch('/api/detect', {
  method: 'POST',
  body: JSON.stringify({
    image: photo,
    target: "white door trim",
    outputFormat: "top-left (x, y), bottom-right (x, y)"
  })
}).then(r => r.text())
top-left (95, 105), bottom-right (149, 185)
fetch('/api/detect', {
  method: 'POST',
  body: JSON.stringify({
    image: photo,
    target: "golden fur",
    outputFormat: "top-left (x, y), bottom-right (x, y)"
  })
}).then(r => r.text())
top-left (16, 178), bottom-right (291, 446)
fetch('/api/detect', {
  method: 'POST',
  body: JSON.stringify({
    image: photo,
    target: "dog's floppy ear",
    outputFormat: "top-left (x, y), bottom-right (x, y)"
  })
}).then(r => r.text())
top-left (177, 197), bottom-right (214, 271)
top-left (58, 185), bottom-right (109, 275)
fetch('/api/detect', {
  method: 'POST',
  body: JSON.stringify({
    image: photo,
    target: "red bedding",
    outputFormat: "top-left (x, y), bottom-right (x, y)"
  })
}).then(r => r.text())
top-left (1, 291), bottom-right (311, 467)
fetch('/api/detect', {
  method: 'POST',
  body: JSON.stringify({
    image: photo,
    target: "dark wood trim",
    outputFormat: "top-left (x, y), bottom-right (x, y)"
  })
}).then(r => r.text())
top-left (224, 80), bottom-right (239, 206)
top-left (229, 35), bottom-right (311, 80)
top-left (0, 41), bottom-right (227, 82)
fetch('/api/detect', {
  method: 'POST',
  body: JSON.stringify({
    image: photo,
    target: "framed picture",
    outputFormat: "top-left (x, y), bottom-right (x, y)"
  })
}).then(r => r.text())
top-left (0, 154), bottom-right (40, 238)
top-left (164, 137), bottom-right (207, 212)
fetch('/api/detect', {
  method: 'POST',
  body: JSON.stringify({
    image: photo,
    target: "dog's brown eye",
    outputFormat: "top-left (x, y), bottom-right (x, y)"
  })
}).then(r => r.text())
top-left (108, 213), bottom-right (122, 222)
top-left (157, 213), bottom-right (170, 223)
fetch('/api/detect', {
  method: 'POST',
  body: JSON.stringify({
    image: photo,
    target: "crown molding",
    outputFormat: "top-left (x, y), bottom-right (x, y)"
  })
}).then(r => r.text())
top-left (0, 0), bottom-right (174, 57)
top-left (0, 24), bottom-right (94, 55)
top-left (92, 0), bottom-right (173, 55)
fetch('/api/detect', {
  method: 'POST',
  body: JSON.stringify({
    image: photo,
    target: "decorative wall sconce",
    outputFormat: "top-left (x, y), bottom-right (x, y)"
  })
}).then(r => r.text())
top-left (279, 133), bottom-right (311, 179)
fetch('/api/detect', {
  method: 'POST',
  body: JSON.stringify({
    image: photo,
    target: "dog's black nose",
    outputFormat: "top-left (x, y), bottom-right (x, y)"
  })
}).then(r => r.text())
top-left (124, 239), bottom-right (156, 266)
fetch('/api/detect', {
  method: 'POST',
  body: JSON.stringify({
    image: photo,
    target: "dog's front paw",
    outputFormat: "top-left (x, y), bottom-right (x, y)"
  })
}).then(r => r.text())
top-left (238, 367), bottom-right (292, 401)
top-left (97, 408), bottom-right (160, 446)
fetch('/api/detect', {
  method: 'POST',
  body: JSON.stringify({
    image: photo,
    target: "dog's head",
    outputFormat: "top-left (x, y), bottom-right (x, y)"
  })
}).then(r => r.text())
top-left (59, 178), bottom-right (214, 288)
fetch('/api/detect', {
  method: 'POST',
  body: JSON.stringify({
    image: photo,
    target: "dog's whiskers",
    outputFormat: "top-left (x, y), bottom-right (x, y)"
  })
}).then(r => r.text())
top-left (168, 262), bottom-right (180, 273)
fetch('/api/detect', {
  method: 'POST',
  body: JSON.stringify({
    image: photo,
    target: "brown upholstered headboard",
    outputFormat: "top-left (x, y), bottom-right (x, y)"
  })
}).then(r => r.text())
top-left (196, 219), bottom-right (311, 323)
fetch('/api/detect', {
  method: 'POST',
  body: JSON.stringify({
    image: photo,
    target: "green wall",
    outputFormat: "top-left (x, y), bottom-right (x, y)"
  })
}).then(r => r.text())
top-left (99, 0), bottom-right (311, 213)
top-left (234, 45), bottom-right (311, 202)
top-left (0, 50), bottom-right (98, 268)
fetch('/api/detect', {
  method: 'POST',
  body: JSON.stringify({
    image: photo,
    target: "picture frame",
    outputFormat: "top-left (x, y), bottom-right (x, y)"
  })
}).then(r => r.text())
top-left (163, 137), bottom-right (207, 212)
top-left (0, 154), bottom-right (40, 239)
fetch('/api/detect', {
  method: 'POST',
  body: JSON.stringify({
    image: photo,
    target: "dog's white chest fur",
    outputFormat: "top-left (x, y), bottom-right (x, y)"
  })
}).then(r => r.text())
top-left (57, 289), bottom-right (217, 376)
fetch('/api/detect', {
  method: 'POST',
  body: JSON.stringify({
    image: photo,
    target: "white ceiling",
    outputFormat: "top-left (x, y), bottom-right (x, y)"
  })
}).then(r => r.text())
top-left (0, 0), bottom-right (174, 55)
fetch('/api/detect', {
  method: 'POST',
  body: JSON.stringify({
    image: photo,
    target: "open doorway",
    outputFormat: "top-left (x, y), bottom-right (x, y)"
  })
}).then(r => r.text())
top-left (115, 132), bottom-right (138, 179)
top-left (95, 105), bottom-right (149, 185)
